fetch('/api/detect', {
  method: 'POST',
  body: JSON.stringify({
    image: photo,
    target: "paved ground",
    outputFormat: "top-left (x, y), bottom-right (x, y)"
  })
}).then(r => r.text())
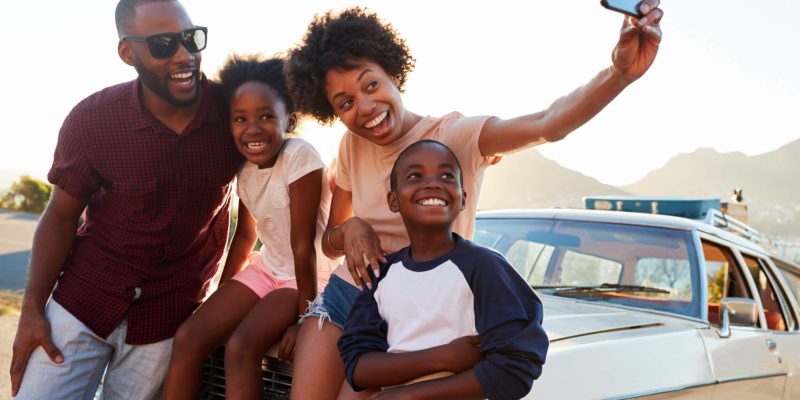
top-left (0, 210), bottom-right (37, 398)
top-left (1, 316), bottom-right (18, 397)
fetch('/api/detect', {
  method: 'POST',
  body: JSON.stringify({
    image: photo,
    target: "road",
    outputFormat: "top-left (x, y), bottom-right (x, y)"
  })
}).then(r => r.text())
top-left (0, 210), bottom-right (37, 397)
top-left (0, 209), bottom-right (37, 291)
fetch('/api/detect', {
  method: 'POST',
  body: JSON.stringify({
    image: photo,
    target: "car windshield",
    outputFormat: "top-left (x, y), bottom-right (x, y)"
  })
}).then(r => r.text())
top-left (474, 217), bottom-right (701, 318)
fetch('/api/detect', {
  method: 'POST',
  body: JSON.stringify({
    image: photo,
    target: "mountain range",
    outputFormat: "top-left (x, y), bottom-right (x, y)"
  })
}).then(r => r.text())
top-left (477, 139), bottom-right (800, 235)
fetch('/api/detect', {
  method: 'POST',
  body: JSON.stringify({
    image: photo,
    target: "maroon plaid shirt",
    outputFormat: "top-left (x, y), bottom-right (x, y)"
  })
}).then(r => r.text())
top-left (48, 77), bottom-right (243, 344)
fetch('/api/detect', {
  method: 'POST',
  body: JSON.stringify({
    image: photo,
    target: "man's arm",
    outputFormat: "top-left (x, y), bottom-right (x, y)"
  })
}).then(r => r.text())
top-left (10, 186), bottom-right (87, 396)
top-left (478, 0), bottom-right (663, 157)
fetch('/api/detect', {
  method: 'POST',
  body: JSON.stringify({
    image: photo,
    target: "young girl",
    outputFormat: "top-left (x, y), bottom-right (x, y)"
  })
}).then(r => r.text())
top-left (284, 4), bottom-right (662, 399)
top-left (162, 55), bottom-right (336, 400)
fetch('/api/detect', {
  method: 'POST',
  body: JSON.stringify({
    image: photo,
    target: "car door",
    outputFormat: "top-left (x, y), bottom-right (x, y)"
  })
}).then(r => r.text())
top-left (758, 256), bottom-right (800, 400)
top-left (697, 238), bottom-right (786, 400)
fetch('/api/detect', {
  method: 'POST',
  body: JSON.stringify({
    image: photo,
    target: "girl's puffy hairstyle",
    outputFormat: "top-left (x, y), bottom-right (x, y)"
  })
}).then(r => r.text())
top-left (285, 7), bottom-right (415, 125)
top-left (217, 54), bottom-right (294, 114)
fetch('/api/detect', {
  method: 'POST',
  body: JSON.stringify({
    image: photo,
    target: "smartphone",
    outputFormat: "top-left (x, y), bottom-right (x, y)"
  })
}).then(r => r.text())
top-left (600, 0), bottom-right (644, 18)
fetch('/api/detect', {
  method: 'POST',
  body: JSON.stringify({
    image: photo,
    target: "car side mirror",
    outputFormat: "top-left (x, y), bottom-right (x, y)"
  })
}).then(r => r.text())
top-left (717, 297), bottom-right (759, 338)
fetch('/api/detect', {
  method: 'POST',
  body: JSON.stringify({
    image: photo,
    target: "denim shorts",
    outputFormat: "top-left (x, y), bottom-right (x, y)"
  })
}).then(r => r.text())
top-left (302, 274), bottom-right (361, 329)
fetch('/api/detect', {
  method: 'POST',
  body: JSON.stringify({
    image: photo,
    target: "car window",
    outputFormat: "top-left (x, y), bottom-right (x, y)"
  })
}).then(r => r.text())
top-left (741, 254), bottom-right (793, 331)
top-left (634, 258), bottom-right (692, 301)
top-left (504, 240), bottom-right (554, 284)
top-left (558, 250), bottom-right (622, 286)
top-left (701, 240), bottom-right (751, 326)
top-left (474, 218), bottom-right (699, 318)
top-left (773, 258), bottom-right (800, 303)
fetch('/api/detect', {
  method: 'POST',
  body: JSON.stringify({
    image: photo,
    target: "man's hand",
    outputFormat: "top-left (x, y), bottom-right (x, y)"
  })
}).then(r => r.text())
top-left (10, 311), bottom-right (63, 396)
top-left (611, 0), bottom-right (663, 81)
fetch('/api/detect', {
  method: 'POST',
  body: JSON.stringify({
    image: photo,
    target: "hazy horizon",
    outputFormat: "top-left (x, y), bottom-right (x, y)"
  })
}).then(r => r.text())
top-left (2, 1), bottom-right (799, 187)
top-left (2, 136), bottom-right (798, 193)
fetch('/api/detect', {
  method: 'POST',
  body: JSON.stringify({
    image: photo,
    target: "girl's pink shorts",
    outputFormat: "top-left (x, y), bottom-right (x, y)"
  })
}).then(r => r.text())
top-left (231, 253), bottom-right (328, 298)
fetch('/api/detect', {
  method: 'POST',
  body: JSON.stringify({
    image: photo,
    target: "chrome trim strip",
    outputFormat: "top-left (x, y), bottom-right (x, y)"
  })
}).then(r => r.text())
top-left (601, 373), bottom-right (789, 399)
top-left (549, 323), bottom-right (663, 342)
top-left (602, 381), bottom-right (716, 400)
top-left (716, 372), bottom-right (787, 384)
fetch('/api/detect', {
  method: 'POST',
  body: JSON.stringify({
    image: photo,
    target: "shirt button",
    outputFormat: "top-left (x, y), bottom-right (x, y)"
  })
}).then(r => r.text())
top-left (133, 287), bottom-right (142, 301)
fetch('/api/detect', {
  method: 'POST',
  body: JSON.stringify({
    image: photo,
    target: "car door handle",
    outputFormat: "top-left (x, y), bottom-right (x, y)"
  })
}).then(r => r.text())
top-left (766, 339), bottom-right (777, 352)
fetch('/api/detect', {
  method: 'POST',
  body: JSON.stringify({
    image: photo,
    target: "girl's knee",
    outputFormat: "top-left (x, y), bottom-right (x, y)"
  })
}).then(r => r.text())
top-left (224, 332), bottom-right (256, 366)
top-left (172, 323), bottom-right (209, 356)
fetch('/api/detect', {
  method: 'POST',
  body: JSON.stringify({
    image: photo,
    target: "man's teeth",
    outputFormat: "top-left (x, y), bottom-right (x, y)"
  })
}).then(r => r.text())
top-left (419, 198), bottom-right (447, 206)
top-left (364, 111), bottom-right (388, 129)
top-left (171, 71), bottom-right (193, 80)
top-left (246, 142), bottom-right (267, 151)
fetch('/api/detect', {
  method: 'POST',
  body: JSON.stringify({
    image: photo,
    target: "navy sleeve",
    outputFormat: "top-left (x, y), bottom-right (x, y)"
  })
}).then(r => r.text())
top-left (466, 246), bottom-right (549, 400)
top-left (337, 263), bottom-right (391, 391)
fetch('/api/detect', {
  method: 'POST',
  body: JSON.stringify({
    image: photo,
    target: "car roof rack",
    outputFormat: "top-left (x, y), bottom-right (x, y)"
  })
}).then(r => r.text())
top-left (704, 208), bottom-right (770, 247)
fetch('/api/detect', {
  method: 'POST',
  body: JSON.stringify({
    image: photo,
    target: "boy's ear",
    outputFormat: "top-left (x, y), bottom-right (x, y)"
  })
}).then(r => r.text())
top-left (460, 191), bottom-right (467, 210)
top-left (286, 113), bottom-right (298, 133)
top-left (118, 40), bottom-right (136, 66)
top-left (387, 191), bottom-right (400, 213)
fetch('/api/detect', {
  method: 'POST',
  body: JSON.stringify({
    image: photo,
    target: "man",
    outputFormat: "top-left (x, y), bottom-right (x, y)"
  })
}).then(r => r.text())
top-left (10, 0), bottom-right (242, 398)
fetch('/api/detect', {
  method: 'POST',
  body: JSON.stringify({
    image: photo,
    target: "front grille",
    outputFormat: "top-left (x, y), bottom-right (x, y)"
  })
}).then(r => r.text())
top-left (199, 346), bottom-right (293, 400)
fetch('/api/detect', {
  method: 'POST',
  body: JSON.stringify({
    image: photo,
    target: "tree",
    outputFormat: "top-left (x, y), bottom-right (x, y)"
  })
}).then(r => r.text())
top-left (0, 175), bottom-right (52, 214)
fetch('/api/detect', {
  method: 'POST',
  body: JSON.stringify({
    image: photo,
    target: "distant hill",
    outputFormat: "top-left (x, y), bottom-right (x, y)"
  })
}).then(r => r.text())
top-left (477, 150), bottom-right (628, 210)
top-left (622, 139), bottom-right (800, 235)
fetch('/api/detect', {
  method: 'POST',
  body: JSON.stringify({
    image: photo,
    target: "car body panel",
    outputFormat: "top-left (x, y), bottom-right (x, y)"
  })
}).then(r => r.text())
top-left (535, 324), bottom-right (713, 399)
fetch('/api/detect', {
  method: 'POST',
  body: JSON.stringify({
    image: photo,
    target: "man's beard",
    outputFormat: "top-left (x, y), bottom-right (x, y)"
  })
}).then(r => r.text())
top-left (134, 60), bottom-right (199, 108)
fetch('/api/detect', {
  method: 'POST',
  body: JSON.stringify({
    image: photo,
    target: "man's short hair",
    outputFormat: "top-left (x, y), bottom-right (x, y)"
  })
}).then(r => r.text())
top-left (115, 0), bottom-right (176, 35)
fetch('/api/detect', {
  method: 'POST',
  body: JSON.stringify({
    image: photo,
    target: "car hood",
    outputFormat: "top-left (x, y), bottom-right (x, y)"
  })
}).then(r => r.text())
top-left (541, 296), bottom-right (694, 342)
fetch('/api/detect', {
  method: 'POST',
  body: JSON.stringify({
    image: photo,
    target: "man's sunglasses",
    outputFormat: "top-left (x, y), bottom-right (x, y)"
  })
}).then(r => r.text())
top-left (120, 27), bottom-right (207, 60)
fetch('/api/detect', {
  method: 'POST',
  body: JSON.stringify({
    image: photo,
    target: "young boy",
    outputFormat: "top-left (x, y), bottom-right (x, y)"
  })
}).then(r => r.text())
top-left (338, 140), bottom-right (548, 399)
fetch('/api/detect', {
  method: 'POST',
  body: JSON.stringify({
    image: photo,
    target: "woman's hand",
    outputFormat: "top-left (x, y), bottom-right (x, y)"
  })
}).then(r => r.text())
top-left (340, 217), bottom-right (387, 289)
top-left (611, 0), bottom-right (663, 81)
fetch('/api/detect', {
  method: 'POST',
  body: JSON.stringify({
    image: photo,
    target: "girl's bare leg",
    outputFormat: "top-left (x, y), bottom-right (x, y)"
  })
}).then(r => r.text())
top-left (163, 280), bottom-right (259, 400)
top-left (225, 288), bottom-right (298, 400)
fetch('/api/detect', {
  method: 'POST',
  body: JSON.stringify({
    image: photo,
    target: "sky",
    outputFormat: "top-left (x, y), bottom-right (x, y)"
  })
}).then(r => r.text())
top-left (0, 0), bottom-right (798, 187)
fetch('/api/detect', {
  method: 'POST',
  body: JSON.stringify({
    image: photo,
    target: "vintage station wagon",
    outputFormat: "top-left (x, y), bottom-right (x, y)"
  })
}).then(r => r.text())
top-left (473, 205), bottom-right (800, 399)
top-left (201, 201), bottom-right (800, 399)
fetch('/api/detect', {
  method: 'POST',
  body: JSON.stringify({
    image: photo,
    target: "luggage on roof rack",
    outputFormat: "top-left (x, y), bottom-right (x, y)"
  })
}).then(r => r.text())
top-left (583, 196), bottom-right (721, 220)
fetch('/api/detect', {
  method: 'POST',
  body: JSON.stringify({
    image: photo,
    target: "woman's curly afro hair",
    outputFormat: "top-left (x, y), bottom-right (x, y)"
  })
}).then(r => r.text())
top-left (285, 7), bottom-right (415, 125)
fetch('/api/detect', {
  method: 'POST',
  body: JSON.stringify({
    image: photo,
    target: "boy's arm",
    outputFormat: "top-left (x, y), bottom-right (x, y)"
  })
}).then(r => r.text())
top-left (339, 268), bottom-right (484, 390)
top-left (368, 370), bottom-right (484, 400)
top-left (478, 3), bottom-right (663, 157)
top-left (338, 276), bottom-right (390, 391)
top-left (351, 335), bottom-right (483, 390)
top-left (218, 199), bottom-right (257, 284)
top-left (469, 251), bottom-right (549, 400)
